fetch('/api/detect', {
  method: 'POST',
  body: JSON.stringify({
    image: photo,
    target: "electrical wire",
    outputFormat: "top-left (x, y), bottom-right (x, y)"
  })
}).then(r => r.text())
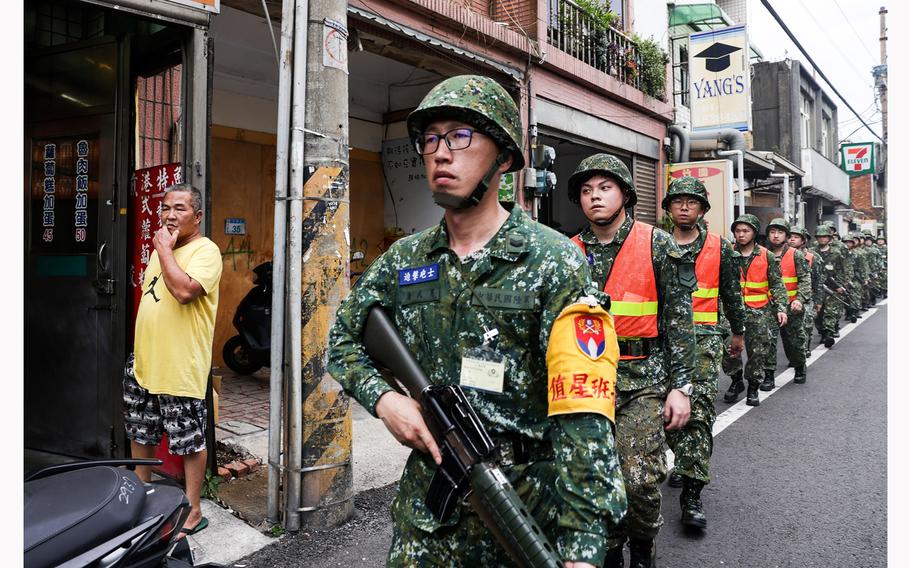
top-left (759, 0), bottom-right (883, 144)
top-left (832, 0), bottom-right (879, 64)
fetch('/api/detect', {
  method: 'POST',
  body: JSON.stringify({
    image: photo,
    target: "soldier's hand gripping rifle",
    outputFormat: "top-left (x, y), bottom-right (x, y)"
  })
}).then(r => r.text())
top-left (363, 306), bottom-right (565, 568)
top-left (821, 284), bottom-right (851, 308)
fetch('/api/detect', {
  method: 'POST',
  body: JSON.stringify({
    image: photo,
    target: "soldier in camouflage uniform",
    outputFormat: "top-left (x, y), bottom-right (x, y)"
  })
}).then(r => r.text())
top-left (875, 235), bottom-right (887, 298)
top-left (788, 226), bottom-right (818, 358)
top-left (720, 215), bottom-right (788, 405)
top-left (761, 218), bottom-right (811, 385)
top-left (810, 225), bottom-right (847, 348)
top-left (822, 222), bottom-right (849, 334)
top-left (842, 233), bottom-right (865, 321)
top-left (661, 177), bottom-right (745, 532)
top-left (327, 75), bottom-right (626, 568)
top-left (863, 231), bottom-right (883, 306)
top-left (568, 154), bottom-right (696, 568)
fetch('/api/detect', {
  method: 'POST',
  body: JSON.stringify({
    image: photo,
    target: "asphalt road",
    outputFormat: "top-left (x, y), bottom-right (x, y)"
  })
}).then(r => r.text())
top-left (239, 303), bottom-right (887, 568)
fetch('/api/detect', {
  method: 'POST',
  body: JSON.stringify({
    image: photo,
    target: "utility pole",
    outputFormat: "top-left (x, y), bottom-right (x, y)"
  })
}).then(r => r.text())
top-left (298, 0), bottom-right (354, 529)
top-left (875, 6), bottom-right (887, 236)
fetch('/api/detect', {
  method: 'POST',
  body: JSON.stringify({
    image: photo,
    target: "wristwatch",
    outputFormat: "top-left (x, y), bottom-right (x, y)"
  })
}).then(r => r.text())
top-left (674, 383), bottom-right (694, 396)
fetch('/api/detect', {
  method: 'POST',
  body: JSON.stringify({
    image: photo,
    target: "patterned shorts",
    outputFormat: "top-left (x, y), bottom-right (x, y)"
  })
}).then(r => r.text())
top-left (122, 354), bottom-right (207, 456)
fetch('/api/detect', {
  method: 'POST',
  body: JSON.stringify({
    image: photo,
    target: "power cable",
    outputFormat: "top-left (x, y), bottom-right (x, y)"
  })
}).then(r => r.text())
top-left (839, 120), bottom-right (882, 144)
top-left (832, 0), bottom-right (879, 63)
top-left (759, 0), bottom-right (883, 144)
top-left (794, 0), bottom-right (873, 86)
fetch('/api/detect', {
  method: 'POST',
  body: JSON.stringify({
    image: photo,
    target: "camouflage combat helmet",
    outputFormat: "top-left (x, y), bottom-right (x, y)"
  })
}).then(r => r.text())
top-left (814, 225), bottom-right (835, 237)
top-left (842, 232), bottom-right (856, 243)
top-left (661, 175), bottom-right (710, 212)
top-left (766, 217), bottom-right (790, 235)
top-left (567, 153), bottom-right (636, 206)
top-left (800, 227), bottom-right (812, 241)
top-left (790, 225), bottom-right (807, 241)
top-left (862, 230), bottom-right (875, 240)
top-left (731, 213), bottom-right (761, 235)
top-left (406, 75), bottom-right (524, 172)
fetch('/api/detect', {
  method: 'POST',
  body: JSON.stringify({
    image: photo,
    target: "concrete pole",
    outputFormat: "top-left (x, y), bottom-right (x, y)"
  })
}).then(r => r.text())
top-left (298, 0), bottom-right (354, 529)
top-left (878, 6), bottom-right (888, 236)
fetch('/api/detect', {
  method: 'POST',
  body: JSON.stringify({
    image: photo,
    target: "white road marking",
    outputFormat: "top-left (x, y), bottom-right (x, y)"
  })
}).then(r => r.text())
top-left (666, 300), bottom-right (886, 470)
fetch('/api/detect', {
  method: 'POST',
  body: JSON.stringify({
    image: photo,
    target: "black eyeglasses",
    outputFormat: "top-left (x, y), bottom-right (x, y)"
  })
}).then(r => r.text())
top-left (415, 127), bottom-right (477, 155)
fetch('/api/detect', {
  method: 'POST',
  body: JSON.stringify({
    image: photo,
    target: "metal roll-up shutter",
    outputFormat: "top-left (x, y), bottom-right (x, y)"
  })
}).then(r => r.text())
top-left (633, 155), bottom-right (658, 225)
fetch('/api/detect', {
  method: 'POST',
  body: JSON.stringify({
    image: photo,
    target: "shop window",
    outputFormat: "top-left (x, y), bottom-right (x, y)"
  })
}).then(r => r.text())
top-left (26, 0), bottom-right (105, 49)
top-left (136, 65), bottom-right (183, 170)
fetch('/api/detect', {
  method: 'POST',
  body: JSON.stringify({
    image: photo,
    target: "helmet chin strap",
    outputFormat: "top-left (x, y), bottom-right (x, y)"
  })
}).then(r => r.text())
top-left (432, 152), bottom-right (508, 210)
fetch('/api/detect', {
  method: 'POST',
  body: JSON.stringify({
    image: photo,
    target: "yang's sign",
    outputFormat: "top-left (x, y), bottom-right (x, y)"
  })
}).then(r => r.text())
top-left (840, 143), bottom-right (875, 175)
top-left (688, 25), bottom-right (751, 133)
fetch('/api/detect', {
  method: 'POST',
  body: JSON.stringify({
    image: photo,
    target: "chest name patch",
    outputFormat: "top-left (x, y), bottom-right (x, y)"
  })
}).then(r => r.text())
top-left (398, 263), bottom-right (440, 286)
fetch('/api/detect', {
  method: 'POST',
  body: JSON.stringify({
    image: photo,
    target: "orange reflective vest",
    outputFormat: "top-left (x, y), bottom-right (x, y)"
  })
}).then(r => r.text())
top-left (805, 250), bottom-right (814, 267)
top-left (571, 222), bottom-right (659, 358)
top-left (740, 245), bottom-right (771, 308)
top-left (779, 247), bottom-right (798, 300)
top-left (692, 233), bottom-right (721, 325)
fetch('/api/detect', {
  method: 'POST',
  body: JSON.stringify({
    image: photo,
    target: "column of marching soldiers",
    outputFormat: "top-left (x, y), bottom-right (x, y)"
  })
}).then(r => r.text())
top-left (325, 75), bottom-right (889, 568)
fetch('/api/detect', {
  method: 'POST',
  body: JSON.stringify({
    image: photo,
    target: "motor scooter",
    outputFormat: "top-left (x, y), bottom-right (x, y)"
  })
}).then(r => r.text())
top-left (24, 459), bottom-right (224, 568)
top-left (223, 261), bottom-right (272, 374)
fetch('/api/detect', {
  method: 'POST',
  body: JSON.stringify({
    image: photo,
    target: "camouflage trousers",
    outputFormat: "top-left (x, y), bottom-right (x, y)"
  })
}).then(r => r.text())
top-left (848, 282), bottom-right (863, 311)
top-left (722, 307), bottom-right (776, 385)
top-left (387, 460), bottom-right (561, 567)
top-left (804, 305), bottom-right (816, 353)
top-left (666, 334), bottom-right (722, 484)
top-left (818, 292), bottom-right (844, 335)
top-left (607, 383), bottom-right (668, 548)
top-left (764, 306), bottom-right (807, 369)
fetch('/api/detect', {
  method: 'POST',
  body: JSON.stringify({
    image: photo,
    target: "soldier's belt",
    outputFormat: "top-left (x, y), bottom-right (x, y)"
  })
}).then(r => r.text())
top-left (617, 337), bottom-right (658, 357)
top-left (495, 435), bottom-right (554, 468)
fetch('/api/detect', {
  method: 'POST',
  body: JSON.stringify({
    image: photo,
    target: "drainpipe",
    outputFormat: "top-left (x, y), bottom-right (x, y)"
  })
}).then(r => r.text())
top-left (668, 124), bottom-right (690, 162)
top-left (267, 0), bottom-right (295, 526)
top-left (770, 173), bottom-right (791, 222)
top-left (285, 0), bottom-right (309, 532)
top-left (717, 149), bottom-right (745, 219)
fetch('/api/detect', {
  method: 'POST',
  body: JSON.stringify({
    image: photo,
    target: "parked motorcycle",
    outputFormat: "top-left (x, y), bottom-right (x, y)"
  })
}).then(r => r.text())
top-left (223, 261), bottom-right (272, 375)
top-left (24, 459), bottom-right (223, 568)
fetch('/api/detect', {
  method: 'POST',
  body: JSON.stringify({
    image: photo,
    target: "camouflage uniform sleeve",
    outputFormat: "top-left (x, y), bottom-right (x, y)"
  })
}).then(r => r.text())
top-left (794, 250), bottom-right (812, 304)
top-left (656, 231), bottom-right (696, 389)
top-left (720, 238), bottom-right (746, 335)
top-left (767, 254), bottom-right (789, 313)
top-left (543, 241), bottom-right (626, 566)
top-left (326, 252), bottom-right (397, 417)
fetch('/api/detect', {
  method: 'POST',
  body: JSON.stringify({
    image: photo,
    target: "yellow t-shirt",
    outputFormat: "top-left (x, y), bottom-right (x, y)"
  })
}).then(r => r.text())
top-left (133, 237), bottom-right (223, 399)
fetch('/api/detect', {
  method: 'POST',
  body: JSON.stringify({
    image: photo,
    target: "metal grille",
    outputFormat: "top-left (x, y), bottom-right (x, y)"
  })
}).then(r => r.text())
top-left (633, 155), bottom-right (658, 225)
top-left (136, 65), bottom-right (183, 170)
top-left (27, 0), bottom-right (105, 48)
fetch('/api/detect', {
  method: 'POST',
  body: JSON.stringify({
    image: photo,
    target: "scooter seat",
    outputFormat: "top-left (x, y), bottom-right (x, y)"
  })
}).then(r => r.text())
top-left (25, 466), bottom-right (147, 568)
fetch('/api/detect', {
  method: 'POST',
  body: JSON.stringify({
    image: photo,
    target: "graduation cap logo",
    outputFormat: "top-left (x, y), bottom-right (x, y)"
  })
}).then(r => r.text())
top-left (694, 42), bottom-right (742, 72)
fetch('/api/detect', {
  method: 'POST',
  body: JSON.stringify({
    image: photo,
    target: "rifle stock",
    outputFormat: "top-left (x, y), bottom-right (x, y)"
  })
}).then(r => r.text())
top-left (363, 306), bottom-right (564, 568)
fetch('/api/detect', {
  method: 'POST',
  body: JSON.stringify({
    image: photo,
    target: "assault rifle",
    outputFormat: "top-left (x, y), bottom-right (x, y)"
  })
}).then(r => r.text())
top-left (821, 284), bottom-right (851, 308)
top-left (363, 306), bottom-right (564, 568)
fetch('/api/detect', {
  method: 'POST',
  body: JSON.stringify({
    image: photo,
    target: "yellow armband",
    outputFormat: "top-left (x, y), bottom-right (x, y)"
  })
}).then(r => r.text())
top-left (546, 300), bottom-right (619, 422)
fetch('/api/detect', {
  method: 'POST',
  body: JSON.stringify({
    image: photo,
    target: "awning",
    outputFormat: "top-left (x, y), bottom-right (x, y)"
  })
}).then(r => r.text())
top-left (669, 4), bottom-right (763, 60)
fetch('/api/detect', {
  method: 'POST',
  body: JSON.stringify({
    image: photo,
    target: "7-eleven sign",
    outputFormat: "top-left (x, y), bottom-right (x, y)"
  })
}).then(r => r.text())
top-left (840, 143), bottom-right (875, 175)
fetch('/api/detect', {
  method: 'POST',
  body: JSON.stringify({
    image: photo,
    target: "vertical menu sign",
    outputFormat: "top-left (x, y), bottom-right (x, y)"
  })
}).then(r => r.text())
top-left (31, 135), bottom-right (98, 253)
top-left (129, 163), bottom-right (183, 328)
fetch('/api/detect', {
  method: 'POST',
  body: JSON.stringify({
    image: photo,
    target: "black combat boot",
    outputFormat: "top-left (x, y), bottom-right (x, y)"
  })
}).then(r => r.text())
top-left (794, 364), bottom-right (807, 384)
top-left (823, 335), bottom-right (835, 348)
top-left (680, 478), bottom-right (707, 530)
top-left (628, 538), bottom-right (656, 568)
top-left (667, 470), bottom-right (684, 488)
top-left (604, 545), bottom-right (624, 568)
top-left (746, 381), bottom-right (760, 406)
top-left (759, 369), bottom-right (775, 391)
top-left (723, 371), bottom-right (745, 403)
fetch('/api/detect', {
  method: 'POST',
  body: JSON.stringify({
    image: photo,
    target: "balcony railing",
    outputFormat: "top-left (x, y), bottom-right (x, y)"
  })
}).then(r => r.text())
top-left (547, 0), bottom-right (641, 90)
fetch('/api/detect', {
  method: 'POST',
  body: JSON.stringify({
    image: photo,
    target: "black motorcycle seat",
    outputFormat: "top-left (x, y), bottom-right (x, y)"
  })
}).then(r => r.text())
top-left (25, 466), bottom-right (147, 568)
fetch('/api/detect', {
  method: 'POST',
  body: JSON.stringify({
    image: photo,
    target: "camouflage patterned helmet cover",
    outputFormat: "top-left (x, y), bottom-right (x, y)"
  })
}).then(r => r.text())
top-left (766, 217), bottom-right (790, 234)
top-left (661, 175), bottom-right (710, 212)
top-left (862, 231), bottom-right (874, 239)
top-left (406, 75), bottom-right (524, 172)
top-left (731, 213), bottom-right (761, 235)
top-left (842, 232), bottom-right (857, 243)
top-left (814, 225), bottom-right (835, 237)
top-left (567, 153), bottom-right (636, 206)
top-left (800, 226), bottom-right (812, 240)
top-left (789, 225), bottom-right (808, 242)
